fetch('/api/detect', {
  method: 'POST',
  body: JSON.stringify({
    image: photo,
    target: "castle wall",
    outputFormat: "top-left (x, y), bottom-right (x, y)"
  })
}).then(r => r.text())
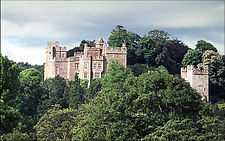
top-left (44, 62), bottom-right (55, 80)
top-left (67, 56), bottom-right (80, 80)
top-left (180, 67), bottom-right (187, 81)
top-left (44, 39), bottom-right (127, 82)
top-left (105, 47), bottom-right (127, 70)
top-left (181, 65), bottom-right (209, 101)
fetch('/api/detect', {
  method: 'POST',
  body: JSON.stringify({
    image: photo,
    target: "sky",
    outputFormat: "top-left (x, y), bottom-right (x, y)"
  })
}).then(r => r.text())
top-left (1, 1), bottom-right (224, 65)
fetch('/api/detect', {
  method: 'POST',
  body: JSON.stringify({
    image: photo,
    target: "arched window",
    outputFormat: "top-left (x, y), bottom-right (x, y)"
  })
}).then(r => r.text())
top-left (52, 47), bottom-right (56, 58)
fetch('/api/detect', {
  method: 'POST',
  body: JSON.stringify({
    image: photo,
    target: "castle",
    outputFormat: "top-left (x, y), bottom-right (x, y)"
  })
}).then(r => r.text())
top-left (44, 38), bottom-right (127, 81)
top-left (44, 38), bottom-right (209, 101)
top-left (181, 66), bottom-right (209, 101)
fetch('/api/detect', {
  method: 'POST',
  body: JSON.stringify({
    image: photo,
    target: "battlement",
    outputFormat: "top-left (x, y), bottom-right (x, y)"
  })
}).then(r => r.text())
top-left (48, 41), bottom-right (60, 47)
top-left (181, 67), bottom-right (187, 72)
top-left (182, 65), bottom-right (208, 75)
top-left (180, 65), bottom-right (209, 101)
top-left (105, 47), bottom-right (127, 54)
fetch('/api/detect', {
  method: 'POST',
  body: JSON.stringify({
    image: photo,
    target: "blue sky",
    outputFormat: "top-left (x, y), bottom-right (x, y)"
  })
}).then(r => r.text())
top-left (1, 1), bottom-right (224, 65)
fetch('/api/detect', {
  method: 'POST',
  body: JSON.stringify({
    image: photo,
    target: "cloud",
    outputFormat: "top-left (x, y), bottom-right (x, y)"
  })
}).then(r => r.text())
top-left (1, 1), bottom-right (224, 64)
top-left (1, 38), bottom-right (45, 65)
top-left (2, 19), bottom-right (67, 39)
top-left (2, 1), bottom-right (224, 28)
top-left (179, 36), bottom-right (224, 55)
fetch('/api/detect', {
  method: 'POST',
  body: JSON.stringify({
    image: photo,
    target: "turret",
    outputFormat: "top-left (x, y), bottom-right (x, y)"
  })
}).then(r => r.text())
top-left (44, 41), bottom-right (67, 80)
top-left (181, 65), bottom-right (209, 101)
top-left (96, 37), bottom-right (104, 48)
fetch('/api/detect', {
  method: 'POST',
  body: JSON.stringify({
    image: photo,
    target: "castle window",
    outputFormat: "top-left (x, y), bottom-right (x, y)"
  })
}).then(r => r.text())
top-left (75, 63), bottom-right (79, 69)
top-left (84, 63), bottom-right (88, 69)
top-left (62, 53), bottom-right (64, 58)
top-left (52, 47), bottom-right (56, 58)
top-left (56, 66), bottom-right (59, 74)
top-left (84, 72), bottom-right (88, 79)
top-left (93, 63), bottom-right (97, 69)
top-left (98, 63), bottom-right (101, 69)
top-left (95, 72), bottom-right (100, 78)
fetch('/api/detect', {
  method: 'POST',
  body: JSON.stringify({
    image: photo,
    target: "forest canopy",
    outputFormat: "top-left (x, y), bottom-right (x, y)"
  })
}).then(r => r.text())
top-left (1, 26), bottom-right (225, 141)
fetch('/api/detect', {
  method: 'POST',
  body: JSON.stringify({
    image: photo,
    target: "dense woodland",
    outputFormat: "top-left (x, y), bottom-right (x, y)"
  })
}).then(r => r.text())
top-left (1, 25), bottom-right (225, 141)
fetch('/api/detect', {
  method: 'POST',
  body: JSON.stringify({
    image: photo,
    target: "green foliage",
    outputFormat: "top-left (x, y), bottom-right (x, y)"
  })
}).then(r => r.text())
top-left (17, 62), bottom-right (44, 80)
top-left (86, 79), bottom-right (102, 100)
top-left (0, 55), bottom-right (20, 106)
top-left (1, 129), bottom-right (30, 141)
top-left (108, 25), bottom-right (129, 47)
top-left (144, 116), bottom-right (225, 141)
top-left (202, 50), bottom-right (220, 65)
top-left (128, 64), bottom-right (149, 76)
top-left (80, 40), bottom-right (96, 48)
top-left (67, 73), bottom-right (84, 109)
top-left (17, 69), bottom-right (44, 118)
top-left (147, 29), bottom-right (171, 42)
top-left (1, 26), bottom-right (225, 141)
top-left (38, 76), bottom-right (68, 115)
top-left (144, 119), bottom-right (198, 141)
top-left (208, 55), bottom-right (225, 88)
top-left (208, 55), bottom-right (225, 101)
top-left (35, 107), bottom-right (77, 141)
top-left (101, 61), bottom-right (133, 92)
top-left (19, 68), bottom-right (42, 85)
top-left (196, 40), bottom-right (218, 52)
top-left (182, 40), bottom-right (217, 66)
top-left (72, 64), bottom-right (203, 140)
top-left (0, 101), bottom-right (21, 134)
top-left (108, 26), bottom-right (188, 74)
top-left (182, 49), bottom-right (202, 66)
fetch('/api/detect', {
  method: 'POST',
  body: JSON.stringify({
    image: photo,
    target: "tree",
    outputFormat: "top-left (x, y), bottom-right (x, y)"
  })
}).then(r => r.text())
top-left (144, 116), bottom-right (225, 141)
top-left (100, 61), bottom-right (133, 92)
top-left (72, 64), bottom-right (203, 140)
top-left (35, 107), bottom-right (77, 141)
top-left (182, 40), bottom-right (217, 66)
top-left (0, 55), bottom-right (20, 106)
top-left (37, 76), bottom-right (68, 115)
top-left (108, 25), bottom-right (128, 47)
top-left (208, 55), bottom-right (225, 102)
top-left (147, 29), bottom-right (171, 42)
top-left (108, 25), bottom-right (142, 65)
top-left (19, 68), bottom-right (42, 85)
top-left (128, 64), bottom-right (149, 76)
top-left (17, 62), bottom-right (44, 80)
top-left (80, 40), bottom-right (95, 48)
top-left (86, 79), bottom-right (102, 101)
top-left (67, 73), bottom-right (84, 109)
top-left (182, 49), bottom-right (202, 66)
top-left (17, 68), bottom-right (43, 117)
top-left (154, 39), bottom-right (188, 73)
top-left (0, 101), bottom-right (21, 134)
top-left (202, 50), bottom-right (220, 65)
top-left (1, 129), bottom-right (30, 141)
top-left (196, 40), bottom-right (217, 52)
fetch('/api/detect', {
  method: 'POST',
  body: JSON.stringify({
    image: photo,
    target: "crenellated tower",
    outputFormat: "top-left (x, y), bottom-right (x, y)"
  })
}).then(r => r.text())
top-left (181, 65), bottom-right (209, 101)
top-left (44, 41), bottom-right (67, 79)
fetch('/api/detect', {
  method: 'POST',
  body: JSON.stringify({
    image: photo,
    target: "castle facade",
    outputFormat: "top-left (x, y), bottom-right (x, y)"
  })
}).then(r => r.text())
top-left (44, 38), bottom-right (127, 81)
top-left (44, 39), bottom-right (209, 101)
top-left (181, 66), bottom-right (209, 101)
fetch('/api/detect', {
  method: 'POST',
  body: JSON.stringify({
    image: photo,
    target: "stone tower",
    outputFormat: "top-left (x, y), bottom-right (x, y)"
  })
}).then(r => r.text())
top-left (181, 65), bottom-right (209, 101)
top-left (44, 41), bottom-right (67, 80)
